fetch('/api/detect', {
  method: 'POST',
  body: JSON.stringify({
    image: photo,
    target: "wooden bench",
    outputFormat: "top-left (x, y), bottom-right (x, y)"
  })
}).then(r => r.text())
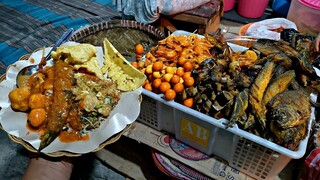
top-left (157, 0), bottom-right (223, 35)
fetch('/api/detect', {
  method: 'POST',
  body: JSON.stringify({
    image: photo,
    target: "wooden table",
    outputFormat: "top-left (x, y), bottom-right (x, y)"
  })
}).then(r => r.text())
top-left (156, 0), bottom-right (223, 35)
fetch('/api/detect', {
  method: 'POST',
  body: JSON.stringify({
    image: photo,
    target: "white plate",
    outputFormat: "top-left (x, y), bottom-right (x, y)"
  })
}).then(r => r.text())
top-left (0, 42), bottom-right (142, 154)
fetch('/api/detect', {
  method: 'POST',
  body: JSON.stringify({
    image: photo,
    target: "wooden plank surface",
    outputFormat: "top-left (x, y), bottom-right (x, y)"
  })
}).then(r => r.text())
top-left (95, 121), bottom-right (296, 179)
top-left (99, 122), bottom-right (255, 179)
top-left (95, 135), bottom-right (169, 180)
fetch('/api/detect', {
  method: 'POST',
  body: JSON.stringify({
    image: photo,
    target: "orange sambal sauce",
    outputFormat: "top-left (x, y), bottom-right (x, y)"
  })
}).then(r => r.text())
top-left (22, 62), bottom-right (88, 143)
top-left (59, 130), bottom-right (89, 143)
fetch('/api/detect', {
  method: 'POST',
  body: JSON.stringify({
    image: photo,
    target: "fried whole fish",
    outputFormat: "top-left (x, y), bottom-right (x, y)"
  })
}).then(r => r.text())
top-left (251, 39), bottom-right (317, 78)
top-left (269, 90), bottom-right (311, 129)
top-left (250, 39), bottom-right (280, 56)
top-left (262, 70), bottom-right (295, 106)
top-left (277, 42), bottom-right (316, 78)
top-left (249, 60), bottom-right (275, 129)
top-left (269, 53), bottom-right (292, 69)
top-left (226, 88), bottom-right (249, 128)
top-left (270, 120), bottom-right (307, 150)
top-left (39, 59), bottom-right (75, 151)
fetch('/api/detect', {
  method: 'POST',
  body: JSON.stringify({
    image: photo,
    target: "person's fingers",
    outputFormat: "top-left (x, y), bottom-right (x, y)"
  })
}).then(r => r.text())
top-left (315, 36), bottom-right (320, 52)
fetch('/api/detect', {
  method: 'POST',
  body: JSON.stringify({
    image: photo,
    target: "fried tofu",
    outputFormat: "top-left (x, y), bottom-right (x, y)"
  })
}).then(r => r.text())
top-left (51, 43), bottom-right (97, 64)
top-left (51, 44), bottom-right (104, 80)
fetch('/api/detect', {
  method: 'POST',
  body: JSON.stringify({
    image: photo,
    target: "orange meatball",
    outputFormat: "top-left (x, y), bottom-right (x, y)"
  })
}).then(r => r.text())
top-left (164, 89), bottom-right (176, 101)
top-left (159, 82), bottom-right (171, 93)
top-left (175, 67), bottom-right (184, 77)
top-left (173, 83), bottom-right (184, 93)
top-left (131, 61), bottom-right (139, 69)
top-left (170, 75), bottom-right (180, 84)
top-left (183, 61), bottom-right (193, 72)
top-left (28, 93), bottom-right (46, 109)
top-left (152, 78), bottom-right (162, 89)
top-left (152, 61), bottom-right (164, 71)
top-left (8, 86), bottom-right (31, 111)
top-left (184, 76), bottom-right (195, 87)
top-left (28, 108), bottom-right (46, 127)
top-left (135, 44), bottom-right (144, 55)
top-left (183, 98), bottom-right (194, 108)
top-left (144, 83), bottom-right (153, 91)
top-left (182, 71), bottom-right (192, 80)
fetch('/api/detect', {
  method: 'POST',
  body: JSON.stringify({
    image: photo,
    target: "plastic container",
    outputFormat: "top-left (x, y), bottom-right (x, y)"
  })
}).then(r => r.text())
top-left (238, 23), bottom-right (253, 36)
top-left (224, 0), bottom-right (235, 12)
top-left (138, 89), bottom-right (313, 179)
top-left (136, 30), bottom-right (314, 180)
top-left (287, 0), bottom-right (320, 35)
top-left (299, 0), bottom-right (320, 9)
top-left (237, 0), bottom-right (269, 18)
top-left (272, 0), bottom-right (291, 17)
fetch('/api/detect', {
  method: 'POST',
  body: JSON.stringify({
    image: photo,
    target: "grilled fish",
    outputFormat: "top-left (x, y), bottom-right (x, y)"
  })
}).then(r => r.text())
top-left (226, 88), bottom-right (249, 128)
top-left (269, 53), bottom-right (292, 69)
top-left (269, 90), bottom-right (311, 129)
top-left (252, 39), bottom-right (317, 78)
top-left (39, 60), bottom-right (75, 151)
top-left (262, 70), bottom-right (295, 106)
top-left (270, 120), bottom-right (307, 150)
top-left (249, 60), bottom-right (275, 129)
top-left (251, 39), bottom-right (280, 56)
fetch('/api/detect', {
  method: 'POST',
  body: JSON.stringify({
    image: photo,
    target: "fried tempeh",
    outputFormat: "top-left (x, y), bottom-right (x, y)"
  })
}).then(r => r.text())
top-left (39, 59), bottom-right (75, 151)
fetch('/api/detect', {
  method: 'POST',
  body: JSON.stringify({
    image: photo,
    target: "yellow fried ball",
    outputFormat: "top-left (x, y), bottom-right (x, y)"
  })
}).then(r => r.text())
top-left (8, 86), bottom-right (31, 111)
top-left (28, 93), bottom-right (46, 109)
top-left (28, 108), bottom-right (46, 127)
